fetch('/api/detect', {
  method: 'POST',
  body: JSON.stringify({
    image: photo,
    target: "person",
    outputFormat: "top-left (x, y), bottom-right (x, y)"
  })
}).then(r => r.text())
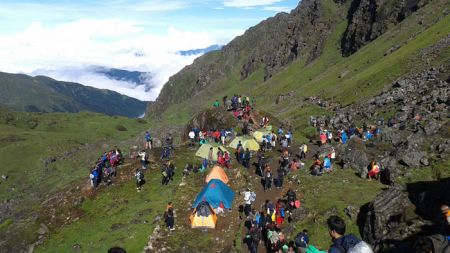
top-left (90, 169), bottom-right (99, 188)
top-left (327, 215), bottom-right (373, 253)
top-left (165, 202), bottom-right (175, 231)
top-left (281, 138), bottom-right (288, 150)
top-left (285, 188), bottom-right (297, 211)
top-left (300, 143), bottom-right (307, 160)
top-left (341, 131), bottom-right (348, 144)
top-left (244, 188), bottom-right (256, 217)
top-left (295, 229), bottom-right (309, 253)
top-left (320, 132), bottom-right (327, 145)
top-left (236, 141), bottom-right (243, 163)
top-left (275, 199), bottom-right (285, 226)
top-left (367, 161), bottom-right (380, 180)
top-left (208, 147), bottom-right (214, 167)
top-left (412, 235), bottom-right (450, 253)
top-left (223, 96), bottom-right (228, 108)
top-left (213, 99), bottom-right (220, 107)
top-left (330, 148), bottom-right (336, 164)
top-left (324, 156), bottom-right (332, 172)
top-left (188, 130), bottom-right (195, 147)
top-left (135, 169), bottom-right (144, 192)
top-left (224, 151), bottom-right (231, 169)
top-left (144, 131), bottom-right (152, 150)
top-left (264, 166), bottom-right (272, 192)
top-left (161, 160), bottom-right (175, 185)
top-left (247, 223), bottom-right (261, 253)
top-left (243, 148), bottom-right (251, 169)
top-left (108, 247), bottom-right (127, 253)
top-left (276, 166), bottom-right (284, 189)
top-left (137, 150), bottom-right (147, 170)
top-left (165, 134), bottom-right (173, 149)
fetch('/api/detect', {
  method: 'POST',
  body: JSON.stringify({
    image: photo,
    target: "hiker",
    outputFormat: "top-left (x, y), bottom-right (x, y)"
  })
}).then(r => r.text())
top-left (281, 137), bottom-right (288, 150)
top-left (162, 160), bottom-right (175, 185)
top-left (257, 150), bottom-right (265, 176)
top-left (324, 156), bottom-right (332, 172)
top-left (327, 215), bottom-right (373, 253)
top-left (135, 169), bottom-right (144, 192)
top-left (144, 131), bottom-right (152, 150)
top-left (208, 147), bottom-right (214, 167)
top-left (243, 148), bottom-right (251, 169)
top-left (275, 199), bottom-right (286, 226)
top-left (188, 129), bottom-right (195, 147)
top-left (275, 166), bottom-right (284, 189)
top-left (320, 131), bottom-right (327, 145)
top-left (327, 131), bottom-right (333, 144)
top-left (295, 229), bottom-right (309, 253)
top-left (213, 99), bottom-right (220, 107)
top-left (367, 161), bottom-right (380, 180)
top-left (285, 188), bottom-right (297, 211)
top-left (220, 129), bottom-right (226, 145)
top-left (223, 96), bottom-right (228, 108)
top-left (236, 141), bottom-right (243, 163)
top-left (286, 130), bottom-right (293, 146)
top-left (412, 235), bottom-right (450, 253)
top-left (264, 165), bottom-right (272, 192)
top-left (299, 143), bottom-right (307, 160)
top-left (290, 159), bottom-right (303, 171)
top-left (90, 169), bottom-right (99, 188)
top-left (246, 223), bottom-right (261, 253)
top-left (160, 146), bottom-right (171, 160)
top-left (330, 148), bottom-right (336, 164)
top-left (224, 151), bottom-right (231, 169)
top-left (244, 188), bottom-right (256, 217)
top-left (165, 134), bottom-right (173, 150)
top-left (137, 150), bottom-right (147, 170)
top-left (341, 130), bottom-right (348, 144)
top-left (165, 202), bottom-right (175, 231)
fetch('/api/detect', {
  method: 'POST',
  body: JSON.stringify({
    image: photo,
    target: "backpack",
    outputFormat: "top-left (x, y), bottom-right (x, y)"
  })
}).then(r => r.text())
top-left (332, 240), bottom-right (373, 253)
top-left (295, 232), bottom-right (308, 248)
top-left (280, 208), bottom-right (285, 218)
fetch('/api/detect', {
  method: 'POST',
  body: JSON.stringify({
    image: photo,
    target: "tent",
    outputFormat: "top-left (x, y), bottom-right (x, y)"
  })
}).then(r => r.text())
top-left (228, 136), bottom-right (260, 151)
top-left (192, 179), bottom-right (235, 209)
top-left (253, 129), bottom-right (271, 143)
top-left (195, 143), bottom-right (229, 161)
top-left (205, 165), bottom-right (229, 184)
top-left (190, 201), bottom-right (218, 229)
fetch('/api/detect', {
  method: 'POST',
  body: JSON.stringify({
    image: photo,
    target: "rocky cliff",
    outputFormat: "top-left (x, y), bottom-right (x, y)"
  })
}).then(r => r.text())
top-left (341, 0), bottom-right (430, 56)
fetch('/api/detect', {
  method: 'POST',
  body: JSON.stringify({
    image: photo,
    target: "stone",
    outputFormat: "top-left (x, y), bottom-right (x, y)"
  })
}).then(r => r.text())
top-left (344, 205), bottom-right (359, 220)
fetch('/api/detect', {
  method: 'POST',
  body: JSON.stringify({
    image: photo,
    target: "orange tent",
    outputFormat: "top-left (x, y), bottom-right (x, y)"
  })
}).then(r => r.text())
top-left (205, 165), bottom-right (229, 184)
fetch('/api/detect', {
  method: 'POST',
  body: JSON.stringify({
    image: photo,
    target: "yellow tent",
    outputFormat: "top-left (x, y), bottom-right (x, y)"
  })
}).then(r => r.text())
top-left (195, 143), bottom-right (229, 161)
top-left (228, 136), bottom-right (260, 151)
top-left (190, 201), bottom-right (218, 229)
top-left (205, 165), bottom-right (229, 184)
top-left (253, 130), bottom-right (271, 142)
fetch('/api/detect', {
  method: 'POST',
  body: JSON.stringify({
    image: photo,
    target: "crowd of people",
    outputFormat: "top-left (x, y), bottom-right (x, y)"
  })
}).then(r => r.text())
top-left (89, 147), bottom-right (123, 188)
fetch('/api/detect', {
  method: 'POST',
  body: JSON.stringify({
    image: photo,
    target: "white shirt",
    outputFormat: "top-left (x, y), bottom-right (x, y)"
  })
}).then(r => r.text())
top-left (189, 131), bottom-right (195, 139)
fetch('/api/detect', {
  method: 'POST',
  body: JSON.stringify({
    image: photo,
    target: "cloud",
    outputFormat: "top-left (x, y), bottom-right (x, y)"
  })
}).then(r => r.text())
top-left (223, 0), bottom-right (284, 8)
top-left (263, 6), bottom-right (291, 12)
top-left (0, 19), bottom-right (241, 101)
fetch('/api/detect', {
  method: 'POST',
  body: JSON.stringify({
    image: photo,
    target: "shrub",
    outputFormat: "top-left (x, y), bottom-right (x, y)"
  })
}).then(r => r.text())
top-left (116, 125), bottom-right (127, 131)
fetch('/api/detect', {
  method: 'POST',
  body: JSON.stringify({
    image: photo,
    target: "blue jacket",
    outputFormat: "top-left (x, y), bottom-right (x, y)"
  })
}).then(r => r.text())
top-left (328, 234), bottom-right (361, 253)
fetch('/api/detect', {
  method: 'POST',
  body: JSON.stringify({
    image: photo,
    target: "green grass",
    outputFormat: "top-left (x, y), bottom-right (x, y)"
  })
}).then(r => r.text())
top-left (0, 108), bottom-right (150, 249)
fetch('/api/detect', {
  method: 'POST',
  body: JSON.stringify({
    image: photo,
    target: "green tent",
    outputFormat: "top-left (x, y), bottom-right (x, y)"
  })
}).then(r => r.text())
top-left (228, 136), bottom-right (260, 151)
top-left (195, 143), bottom-right (229, 161)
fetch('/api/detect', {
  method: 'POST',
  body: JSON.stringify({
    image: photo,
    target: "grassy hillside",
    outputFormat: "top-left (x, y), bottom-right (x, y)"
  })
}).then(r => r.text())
top-left (0, 107), bottom-right (150, 251)
top-left (148, 0), bottom-right (449, 131)
top-left (0, 72), bottom-right (148, 117)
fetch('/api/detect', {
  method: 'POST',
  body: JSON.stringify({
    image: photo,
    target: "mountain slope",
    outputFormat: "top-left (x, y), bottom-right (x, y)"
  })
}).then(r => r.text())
top-left (147, 0), bottom-right (448, 124)
top-left (0, 72), bottom-right (148, 117)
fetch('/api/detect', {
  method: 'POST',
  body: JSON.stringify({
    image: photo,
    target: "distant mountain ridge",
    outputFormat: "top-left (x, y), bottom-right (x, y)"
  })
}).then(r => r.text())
top-left (93, 66), bottom-right (154, 91)
top-left (178, 45), bottom-right (223, 56)
top-left (0, 72), bottom-right (147, 117)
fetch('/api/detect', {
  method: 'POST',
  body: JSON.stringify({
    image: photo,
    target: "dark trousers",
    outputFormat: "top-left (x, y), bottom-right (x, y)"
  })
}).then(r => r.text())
top-left (162, 176), bottom-right (170, 185)
top-left (264, 178), bottom-right (271, 191)
top-left (166, 216), bottom-right (174, 229)
top-left (244, 204), bottom-right (252, 216)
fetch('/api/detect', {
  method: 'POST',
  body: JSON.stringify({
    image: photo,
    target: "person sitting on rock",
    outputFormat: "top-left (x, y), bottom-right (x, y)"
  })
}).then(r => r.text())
top-left (367, 161), bottom-right (381, 181)
top-left (323, 156), bottom-right (332, 172)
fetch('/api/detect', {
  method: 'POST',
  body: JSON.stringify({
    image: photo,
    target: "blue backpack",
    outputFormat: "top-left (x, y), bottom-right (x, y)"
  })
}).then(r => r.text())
top-left (280, 208), bottom-right (285, 218)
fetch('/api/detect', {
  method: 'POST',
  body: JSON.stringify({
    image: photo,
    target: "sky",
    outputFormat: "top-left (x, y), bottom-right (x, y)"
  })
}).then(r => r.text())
top-left (0, 0), bottom-right (300, 101)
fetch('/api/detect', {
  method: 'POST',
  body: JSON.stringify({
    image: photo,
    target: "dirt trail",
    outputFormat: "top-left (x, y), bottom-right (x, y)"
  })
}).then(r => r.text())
top-left (238, 141), bottom-right (320, 253)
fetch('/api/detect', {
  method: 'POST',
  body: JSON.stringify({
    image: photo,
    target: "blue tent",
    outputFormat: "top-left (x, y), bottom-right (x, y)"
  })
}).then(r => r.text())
top-left (192, 179), bottom-right (235, 209)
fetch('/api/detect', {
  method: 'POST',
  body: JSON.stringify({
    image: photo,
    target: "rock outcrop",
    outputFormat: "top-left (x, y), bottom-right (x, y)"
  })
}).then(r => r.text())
top-left (341, 0), bottom-right (430, 56)
top-left (359, 179), bottom-right (450, 252)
